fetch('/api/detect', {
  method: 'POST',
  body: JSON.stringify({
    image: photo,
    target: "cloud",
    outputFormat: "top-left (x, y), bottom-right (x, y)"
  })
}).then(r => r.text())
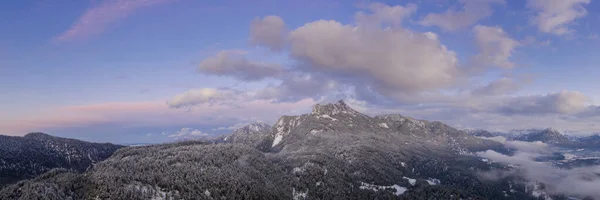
top-left (577, 105), bottom-right (600, 118)
top-left (167, 88), bottom-right (240, 109)
top-left (472, 25), bottom-right (520, 69)
top-left (194, 3), bottom-right (461, 105)
top-left (212, 123), bottom-right (247, 131)
top-left (494, 90), bottom-right (591, 115)
top-left (355, 2), bottom-right (417, 27)
top-left (287, 7), bottom-right (459, 96)
top-left (471, 77), bottom-right (527, 96)
top-left (165, 2), bottom-right (600, 134)
top-left (369, 95), bottom-right (600, 135)
top-left (482, 137), bottom-right (550, 153)
top-left (249, 16), bottom-right (286, 51)
top-left (197, 50), bottom-right (284, 81)
top-left (480, 136), bottom-right (507, 143)
top-left (167, 128), bottom-right (209, 139)
top-left (420, 0), bottom-right (505, 31)
top-left (477, 150), bottom-right (600, 199)
top-left (505, 140), bottom-right (549, 153)
top-left (53, 0), bottom-right (174, 42)
top-left (527, 0), bottom-right (591, 35)
top-left (254, 72), bottom-right (341, 102)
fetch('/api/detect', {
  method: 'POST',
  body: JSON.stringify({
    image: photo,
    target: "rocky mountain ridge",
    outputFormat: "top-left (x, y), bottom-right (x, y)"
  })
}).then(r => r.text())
top-left (466, 128), bottom-right (600, 148)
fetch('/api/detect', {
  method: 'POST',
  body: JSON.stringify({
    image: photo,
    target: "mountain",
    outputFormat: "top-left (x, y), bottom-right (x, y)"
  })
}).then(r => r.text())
top-left (213, 122), bottom-right (272, 147)
top-left (0, 132), bottom-right (123, 188)
top-left (464, 129), bottom-right (495, 137)
top-left (464, 129), bottom-right (536, 140)
top-left (2, 101), bottom-right (556, 199)
top-left (466, 128), bottom-right (584, 147)
top-left (575, 134), bottom-right (600, 148)
top-left (513, 128), bottom-right (574, 145)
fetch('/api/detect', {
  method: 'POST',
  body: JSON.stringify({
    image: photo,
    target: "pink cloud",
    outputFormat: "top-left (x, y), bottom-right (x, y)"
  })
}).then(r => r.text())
top-left (0, 99), bottom-right (316, 136)
top-left (53, 0), bottom-right (174, 42)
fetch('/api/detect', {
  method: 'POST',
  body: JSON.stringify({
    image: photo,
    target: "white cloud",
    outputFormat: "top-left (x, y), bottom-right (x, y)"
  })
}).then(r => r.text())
top-left (212, 122), bottom-right (247, 131)
top-left (167, 128), bottom-right (209, 139)
top-left (197, 50), bottom-right (283, 81)
top-left (420, 0), bottom-right (505, 31)
top-left (288, 8), bottom-right (459, 96)
top-left (472, 25), bottom-right (520, 69)
top-left (471, 77), bottom-right (528, 96)
top-left (477, 150), bottom-right (600, 199)
top-left (250, 15), bottom-right (286, 51)
top-left (494, 90), bottom-right (591, 115)
top-left (527, 0), bottom-right (591, 35)
top-left (480, 136), bottom-right (507, 143)
top-left (167, 88), bottom-right (239, 108)
top-left (355, 2), bottom-right (417, 27)
top-left (254, 72), bottom-right (341, 102)
top-left (53, 0), bottom-right (174, 42)
top-left (162, 2), bottom-right (600, 134)
top-left (505, 141), bottom-right (549, 153)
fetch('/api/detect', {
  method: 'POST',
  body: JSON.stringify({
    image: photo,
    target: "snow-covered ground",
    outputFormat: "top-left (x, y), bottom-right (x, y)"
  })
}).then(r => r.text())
top-left (359, 182), bottom-right (408, 196)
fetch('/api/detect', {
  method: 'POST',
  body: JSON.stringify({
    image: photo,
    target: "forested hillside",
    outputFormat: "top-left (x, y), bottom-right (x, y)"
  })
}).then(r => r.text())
top-left (0, 132), bottom-right (123, 188)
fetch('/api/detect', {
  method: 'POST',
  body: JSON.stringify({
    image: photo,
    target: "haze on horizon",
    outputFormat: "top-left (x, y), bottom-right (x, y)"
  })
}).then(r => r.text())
top-left (1, 0), bottom-right (599, 143)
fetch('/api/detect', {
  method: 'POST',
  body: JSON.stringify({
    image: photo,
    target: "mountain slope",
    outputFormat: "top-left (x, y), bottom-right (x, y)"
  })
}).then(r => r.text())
top-left (0, 132), bottom-right (123, 188)
top-left (266, 100), bottom-right (505, 155)
top-left (213, 122), bottom-right (272, 147)
top-left (576, 134), bottom-right (600, 148)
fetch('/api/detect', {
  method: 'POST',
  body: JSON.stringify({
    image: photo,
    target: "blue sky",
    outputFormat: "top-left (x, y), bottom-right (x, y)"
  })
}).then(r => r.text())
top-left (1, 0), bottom-right (599, 143)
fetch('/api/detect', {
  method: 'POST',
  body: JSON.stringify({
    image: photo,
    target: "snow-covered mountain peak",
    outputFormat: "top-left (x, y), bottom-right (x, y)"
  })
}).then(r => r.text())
top-left (543, 127), bottom-right (559, 134)
top-left (233, 122), bottom-right (271, 135)
top-left (311, 100), bottom-right (359, 116)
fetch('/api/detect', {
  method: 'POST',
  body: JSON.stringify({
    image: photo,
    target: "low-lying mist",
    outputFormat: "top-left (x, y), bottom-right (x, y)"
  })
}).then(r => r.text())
top-left (477, 136), bottom-right (600, 199)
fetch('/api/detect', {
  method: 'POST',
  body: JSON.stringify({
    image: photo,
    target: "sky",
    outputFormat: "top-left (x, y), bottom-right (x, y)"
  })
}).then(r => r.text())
top-left (1, 0), bottom-right (599, 143)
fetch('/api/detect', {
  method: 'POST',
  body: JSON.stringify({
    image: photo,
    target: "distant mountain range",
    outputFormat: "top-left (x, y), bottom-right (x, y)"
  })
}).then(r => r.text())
top-left (465, 128), bottom-right (600, 148)
top-left (0, 132), bottom-right (123, 188)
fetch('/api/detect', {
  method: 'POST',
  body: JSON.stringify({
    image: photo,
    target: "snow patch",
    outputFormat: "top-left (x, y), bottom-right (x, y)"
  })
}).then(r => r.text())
top-left (359, 182), bottom-right (407, 196)
top-left (392, 185), bottom-right (408, 196)
top-left (378, 123), bottom-right (389, 128)
top-left (563, 153), bottom-right (577, 160)
top-left (426, 178), bottom-right (441, 185)
top-left (126, 183), bottom-right (177, 200)
top-left (293, 188), bottom-right (308, 200)
top-left (318, 114), bottom-right (338, 121)
top-left (402, 177), bottom-right (416, 186)
top-left (293, 167), bottom-right (305, 174)
top-left (272, 134), bottom-right (283, 147)
top-left (528, 182), bottom-right (551, 200)
top-left (272, 123), bottom-right (286, 147)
